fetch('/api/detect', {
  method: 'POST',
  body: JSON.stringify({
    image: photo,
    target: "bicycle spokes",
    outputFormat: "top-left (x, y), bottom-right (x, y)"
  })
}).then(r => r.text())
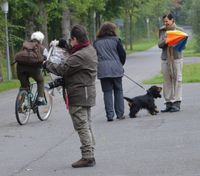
top-left (15, 90), bottom-right (31, 125)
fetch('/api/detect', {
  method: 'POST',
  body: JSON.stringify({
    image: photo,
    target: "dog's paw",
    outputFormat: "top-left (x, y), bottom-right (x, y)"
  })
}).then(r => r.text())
top-left (150, 111), bottom-right (157, 115)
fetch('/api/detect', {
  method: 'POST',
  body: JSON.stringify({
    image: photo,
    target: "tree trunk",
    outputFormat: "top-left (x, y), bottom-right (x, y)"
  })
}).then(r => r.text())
top-left (129, 14), bottom-right (133, 50)
top-left (124, 10), bottom-right (128, 50)
top-left (61, 6), bottom-right (71, 40)
top-left (96, 12), bottom-right (101, 30)
top-left (38, 1), bottom-right (48, 48)
top-left (0, 51), bottom-right (3, 82)
top-left (88, 8), bottom-right (93, 41)
top-left (25, 15), bottom-right (35, 40)
top-left (10, 38), bottom-right (17, 79)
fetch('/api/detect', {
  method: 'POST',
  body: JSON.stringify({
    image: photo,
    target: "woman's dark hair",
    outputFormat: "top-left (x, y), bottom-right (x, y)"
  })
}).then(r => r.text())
top-left (162, 13), bottom-right (174, 20)
top-left (96, 22), bottom-right (117, 38)
top-left (58, 38), bottom-right (67, 48)
top-left (70, 25), bottom-right (88, 44)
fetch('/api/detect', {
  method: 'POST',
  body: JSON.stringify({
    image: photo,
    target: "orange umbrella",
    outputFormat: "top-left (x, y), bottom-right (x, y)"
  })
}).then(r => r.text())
top-left (166, 30), bottom-right (188, 52)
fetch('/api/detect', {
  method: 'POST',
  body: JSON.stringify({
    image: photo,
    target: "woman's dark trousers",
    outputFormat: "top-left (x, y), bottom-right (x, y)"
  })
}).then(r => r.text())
top-left (100, 77), bottom-right (124, 120)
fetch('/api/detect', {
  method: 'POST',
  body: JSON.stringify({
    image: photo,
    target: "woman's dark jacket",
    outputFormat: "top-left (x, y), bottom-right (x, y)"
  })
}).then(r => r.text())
top-left (94, 36), bottom-right (126, 79)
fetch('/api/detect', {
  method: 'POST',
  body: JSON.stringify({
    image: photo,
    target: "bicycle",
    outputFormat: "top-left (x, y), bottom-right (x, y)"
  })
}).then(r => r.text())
top-left (15, 82), bottom-right (53, 125)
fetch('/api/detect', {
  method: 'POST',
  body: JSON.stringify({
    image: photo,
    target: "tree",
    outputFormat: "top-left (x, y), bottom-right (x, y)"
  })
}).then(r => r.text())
top-left (0, 4), bottom-right (5, 82)
top-left (190, 0), bottom-right (200, 52)
top-left (0, 51), bottom-right (3, 82)
top-left (121, 0), bottom-right (150, 50)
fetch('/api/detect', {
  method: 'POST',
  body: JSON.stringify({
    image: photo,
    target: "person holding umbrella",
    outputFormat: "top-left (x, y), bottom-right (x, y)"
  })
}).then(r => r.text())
top-left (158, 13), bottom-right (186, 112)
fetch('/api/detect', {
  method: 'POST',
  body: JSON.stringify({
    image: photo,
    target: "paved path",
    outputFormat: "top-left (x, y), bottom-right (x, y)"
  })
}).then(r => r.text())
top-left (1, 46), bottom-right (200, 176)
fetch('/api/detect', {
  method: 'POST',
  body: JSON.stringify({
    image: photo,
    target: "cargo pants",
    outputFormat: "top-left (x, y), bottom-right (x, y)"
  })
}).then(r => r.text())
top-left (68, 105), bottom-right (95, 159)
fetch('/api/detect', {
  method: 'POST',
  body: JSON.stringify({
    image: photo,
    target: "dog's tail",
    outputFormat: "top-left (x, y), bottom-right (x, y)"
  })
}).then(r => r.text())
top-left (124, 97), bottom-right (132, 103)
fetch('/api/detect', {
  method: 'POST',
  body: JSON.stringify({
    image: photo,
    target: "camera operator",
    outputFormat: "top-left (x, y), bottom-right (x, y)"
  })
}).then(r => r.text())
top-left (43, 25), bottom-right (97, 168)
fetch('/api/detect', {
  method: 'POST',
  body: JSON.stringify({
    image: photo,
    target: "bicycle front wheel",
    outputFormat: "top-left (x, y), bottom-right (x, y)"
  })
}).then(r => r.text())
top-left (37, 88), bottom-right (53, 121)
top-left (15, 90), bottom-right (31, 125)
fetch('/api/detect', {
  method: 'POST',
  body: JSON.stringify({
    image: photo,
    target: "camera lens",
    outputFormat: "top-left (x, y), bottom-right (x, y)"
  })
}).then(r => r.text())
top-left (48, 78), bottom-right (63, 89)
top-left (48, 82), bottom-right (55, 89)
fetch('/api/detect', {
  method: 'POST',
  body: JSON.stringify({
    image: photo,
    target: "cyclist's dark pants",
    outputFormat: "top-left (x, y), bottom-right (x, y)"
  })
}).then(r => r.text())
top-left (17, 64), bottom-right (44, 97)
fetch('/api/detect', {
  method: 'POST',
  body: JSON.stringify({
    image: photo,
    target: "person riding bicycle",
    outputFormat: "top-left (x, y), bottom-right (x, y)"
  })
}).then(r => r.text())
top-left (16, 31), bottom-right (48, 105)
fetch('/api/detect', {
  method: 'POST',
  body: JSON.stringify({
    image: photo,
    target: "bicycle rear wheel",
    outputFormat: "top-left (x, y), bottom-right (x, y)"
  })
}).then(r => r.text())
top-left (15, 90), bottom-right (31, 125)
top-left (37, 88), bottom-right (53, 121)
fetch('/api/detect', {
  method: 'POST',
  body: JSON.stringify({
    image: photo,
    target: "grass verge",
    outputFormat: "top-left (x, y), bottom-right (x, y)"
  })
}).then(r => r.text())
top-left (183, 39), bottom-right (200, 57)
top-left (143, 63), bottom-right (200, 84)
top-left (126, 37), bottom-right (157, 54)
top-left (0, 80), bottom-right (20, 92)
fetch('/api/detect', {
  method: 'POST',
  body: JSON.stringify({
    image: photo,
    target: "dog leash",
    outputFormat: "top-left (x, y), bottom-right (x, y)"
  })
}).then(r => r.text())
top-left (124, 73), bottom-right (147, 91)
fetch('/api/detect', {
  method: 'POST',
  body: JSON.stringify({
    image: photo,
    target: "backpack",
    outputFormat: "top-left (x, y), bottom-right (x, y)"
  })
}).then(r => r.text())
top-left (14, 41), bottom-right (44, 66)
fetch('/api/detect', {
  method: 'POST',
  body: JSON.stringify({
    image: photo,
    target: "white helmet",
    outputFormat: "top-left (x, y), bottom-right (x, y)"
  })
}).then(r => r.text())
top-left (31, 31), bottom-right (44, 44)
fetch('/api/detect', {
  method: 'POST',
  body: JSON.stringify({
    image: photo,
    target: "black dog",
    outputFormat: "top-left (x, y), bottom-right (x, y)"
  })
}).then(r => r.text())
top-left (124, 86), bottom-right (162, 118)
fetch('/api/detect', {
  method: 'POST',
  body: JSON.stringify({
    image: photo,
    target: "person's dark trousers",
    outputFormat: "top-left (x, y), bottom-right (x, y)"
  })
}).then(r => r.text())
top-left (100, 77), bottom-right (124, 120)
top-left (17, 64), bottom-right (44, 97)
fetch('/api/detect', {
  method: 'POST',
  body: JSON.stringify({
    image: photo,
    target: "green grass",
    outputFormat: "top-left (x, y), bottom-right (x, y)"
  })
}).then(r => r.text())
top-left (183, 39), bottom-right (200, 57)
top-left (126, 37), bottom-right (157, 54)
top-left (0, 79), bottom-right (20, 92)
top-left (143, 63), bottom-right (200, 84)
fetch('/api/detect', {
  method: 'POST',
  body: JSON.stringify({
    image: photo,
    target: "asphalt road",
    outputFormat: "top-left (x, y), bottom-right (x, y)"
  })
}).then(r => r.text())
top-left (1, 45), bottom-right (200, 176)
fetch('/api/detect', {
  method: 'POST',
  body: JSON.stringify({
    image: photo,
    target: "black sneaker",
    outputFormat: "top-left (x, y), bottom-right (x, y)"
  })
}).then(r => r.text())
top-left (169, 106), bottom-right (180, 112)
top-left (71, 158), bottom-right (96, 168)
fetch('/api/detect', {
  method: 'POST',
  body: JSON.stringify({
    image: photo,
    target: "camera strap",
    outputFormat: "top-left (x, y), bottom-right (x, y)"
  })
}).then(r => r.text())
top-left (61, 79), bottom-right (69, 110)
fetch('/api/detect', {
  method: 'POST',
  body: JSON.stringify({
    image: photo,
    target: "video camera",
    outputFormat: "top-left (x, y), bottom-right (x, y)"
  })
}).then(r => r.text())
top-left (48, 78), bottom-right (64, 89)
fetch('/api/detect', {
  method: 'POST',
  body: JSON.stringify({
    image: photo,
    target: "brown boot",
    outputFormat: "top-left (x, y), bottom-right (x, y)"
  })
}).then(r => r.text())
top-left (71, 158), bottom-right (96, 168)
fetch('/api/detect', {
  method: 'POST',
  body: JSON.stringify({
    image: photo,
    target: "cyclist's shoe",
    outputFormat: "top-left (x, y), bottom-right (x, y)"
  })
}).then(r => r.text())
top-left (37, 97), bottom-right (46, 106)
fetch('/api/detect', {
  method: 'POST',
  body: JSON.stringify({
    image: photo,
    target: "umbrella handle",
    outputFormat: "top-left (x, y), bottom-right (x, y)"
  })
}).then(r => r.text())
top-left (47, 46), bottom-right (54, 61)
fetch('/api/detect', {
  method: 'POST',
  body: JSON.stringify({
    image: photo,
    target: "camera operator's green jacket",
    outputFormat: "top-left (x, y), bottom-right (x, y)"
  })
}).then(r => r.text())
top-left (44, 44), bottom-right (97, 107)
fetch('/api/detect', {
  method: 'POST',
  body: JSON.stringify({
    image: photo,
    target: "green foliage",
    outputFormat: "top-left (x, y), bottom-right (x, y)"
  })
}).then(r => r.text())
top-left (0, 15), bottom-right (5, 48)
top-left (46, 0), bottom-right (63, 20)
top-left (187, 0), bottom-right (200, 52)
top-left (10, 0), bottom-right (39, 19)
top-left (126, 37), bottom-right (157, 54)
top-left (184, 38), bottom-right (200, 57)
top-left (66, 0), bottom-right (105, 17)
top-left (193, 35), bottom-right (200, 53)
top-left (190, 0), bottom-right (200, 34)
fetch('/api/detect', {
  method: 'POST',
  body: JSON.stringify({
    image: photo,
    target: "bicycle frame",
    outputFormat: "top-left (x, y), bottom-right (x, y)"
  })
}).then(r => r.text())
top-left (29, 83), bottom-right (39, 112)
